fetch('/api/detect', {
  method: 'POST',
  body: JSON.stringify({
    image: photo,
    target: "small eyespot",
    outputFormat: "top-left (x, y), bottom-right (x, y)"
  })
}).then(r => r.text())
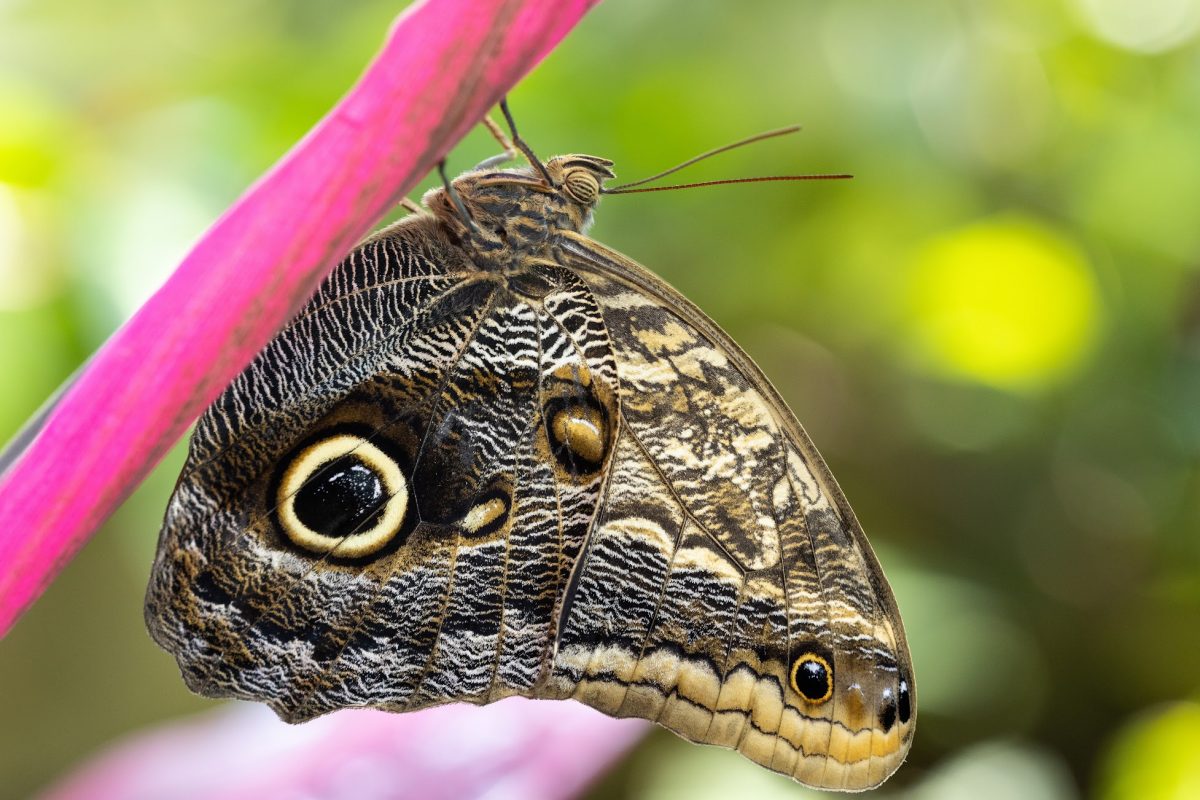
top-left (898, 679), bottom-right (912, 723)
top-left (545, 398), bottom-right (609, 474)
top-left (461, 489), bottom-right (510, 537)
top-left (563, 168), bottom-right (600, 204)
top-left (276, 433), bottom-right (408, 558)
top-left (551, 406), bottom-right (606, 464)
top-left (790, 652), bottom-right (833, 704)
top-left (879, 687), bottom-right (897, 732)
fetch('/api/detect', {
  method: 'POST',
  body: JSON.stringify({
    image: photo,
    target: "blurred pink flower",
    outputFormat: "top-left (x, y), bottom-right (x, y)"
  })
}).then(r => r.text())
top-left (40, 699), bottom-right (647, 800)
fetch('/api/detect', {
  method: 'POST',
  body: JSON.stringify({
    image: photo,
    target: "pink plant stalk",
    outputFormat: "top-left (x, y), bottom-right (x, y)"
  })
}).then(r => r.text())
top-left (0, 6), bottom-right (652, 796)
top-left (0, 0), bottom-right (600, 636)
top-left (39, 699), bottom-right (647, 800)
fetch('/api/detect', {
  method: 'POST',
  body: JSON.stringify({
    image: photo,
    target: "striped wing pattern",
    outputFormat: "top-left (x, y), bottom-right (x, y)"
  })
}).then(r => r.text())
top-left (146, 153), bottom-right (913, 791)
top-left (548, 237), bottom-right (914, 788)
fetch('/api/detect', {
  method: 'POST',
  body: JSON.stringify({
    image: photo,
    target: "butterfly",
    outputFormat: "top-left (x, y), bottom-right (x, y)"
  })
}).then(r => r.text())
top-left (145, 105), bottom-right (915, 791)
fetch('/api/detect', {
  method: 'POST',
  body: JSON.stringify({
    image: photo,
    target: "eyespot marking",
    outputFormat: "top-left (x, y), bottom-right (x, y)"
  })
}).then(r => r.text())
top-left (898, 679), bottom-right (912, 724)
top-left (276, 433), bottom-right (408, 558)
top-left (547, 402), bottom-right (608, 471)
top-left (789, 652), bottom-right (833, 704)
top-left (879, 687), bottom-right (897, 732)
top-left (461, 490), bottom-right (509, 537)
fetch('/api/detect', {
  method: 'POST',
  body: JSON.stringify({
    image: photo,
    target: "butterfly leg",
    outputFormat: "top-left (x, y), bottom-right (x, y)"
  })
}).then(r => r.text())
top-left (498, 98), bottom-right (556, 187)
top-left (437, 160), bottom-right (478, 231)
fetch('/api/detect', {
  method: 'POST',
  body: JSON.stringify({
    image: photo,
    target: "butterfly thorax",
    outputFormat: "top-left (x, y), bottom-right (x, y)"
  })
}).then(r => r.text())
top-left (423, 154), bottom-right (615, 275)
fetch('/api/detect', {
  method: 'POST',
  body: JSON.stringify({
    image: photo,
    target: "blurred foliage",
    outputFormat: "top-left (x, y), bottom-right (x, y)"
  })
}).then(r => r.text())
top-left (2, 0), bottom-right (1199, 798)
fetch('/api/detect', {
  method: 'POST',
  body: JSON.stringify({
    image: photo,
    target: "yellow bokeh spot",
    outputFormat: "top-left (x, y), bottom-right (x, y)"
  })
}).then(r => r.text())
top-left (1098, 701), bottom-right (1200, 800)
top-left (904, 216), bottom-right (1100, 390)
top-left (0, 79), bottom-right (69, 187)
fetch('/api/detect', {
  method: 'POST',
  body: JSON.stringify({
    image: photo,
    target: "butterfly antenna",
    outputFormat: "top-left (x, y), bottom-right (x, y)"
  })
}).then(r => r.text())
top-left (604, 173), bottom-right (852, 195)
top-left (438, 160), bottom-right (478, 232)
top-left (500, 98), bottom-right (557, 187)
top-left (605, 125), bottom-right (803, 191)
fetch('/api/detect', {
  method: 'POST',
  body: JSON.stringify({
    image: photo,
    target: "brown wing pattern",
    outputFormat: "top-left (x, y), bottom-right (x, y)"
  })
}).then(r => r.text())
top-left (145, 220), bottom-right (620, 721)
top-left (146, 151), bottom-right (913, 793)
top-left (547, 232), bottom-right (914, 790)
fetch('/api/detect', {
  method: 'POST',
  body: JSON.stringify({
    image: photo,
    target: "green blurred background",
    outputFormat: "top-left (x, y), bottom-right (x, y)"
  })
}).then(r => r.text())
top-left (2, 0), bottom-right (1199, 797)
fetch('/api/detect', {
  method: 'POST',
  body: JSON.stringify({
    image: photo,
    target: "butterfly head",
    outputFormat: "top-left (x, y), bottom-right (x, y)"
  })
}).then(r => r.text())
top-left (424, 155), bottom-right (615, 266)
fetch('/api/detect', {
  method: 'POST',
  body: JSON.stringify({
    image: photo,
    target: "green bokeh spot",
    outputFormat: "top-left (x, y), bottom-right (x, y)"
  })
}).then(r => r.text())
top-left (904, 216), bottom-right (1101, 391)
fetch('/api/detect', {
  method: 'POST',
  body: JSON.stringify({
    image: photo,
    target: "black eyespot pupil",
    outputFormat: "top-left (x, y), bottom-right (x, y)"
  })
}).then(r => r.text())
top-left (796, 658), bottom-right (830, 701)
top-left (293, 456), bottom-right (385, 537)
top-left (898, 680), bottom-right (912, 724)
top-left (879, 697), bottom-right (897, 732)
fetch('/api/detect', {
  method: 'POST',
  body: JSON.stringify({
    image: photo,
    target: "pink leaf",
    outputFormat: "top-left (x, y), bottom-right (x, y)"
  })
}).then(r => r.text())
top-left (38, 699), bottom-right (648, 800)
top-left (0, 0), bottom-right (600, 636)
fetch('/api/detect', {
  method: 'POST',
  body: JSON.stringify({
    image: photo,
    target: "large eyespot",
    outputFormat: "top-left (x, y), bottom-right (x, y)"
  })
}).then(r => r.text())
top-left (563, 168), bottom-right (600, 204)
top-left (276, 434), bottom-right (408, 558)
top-left (898, 678), bottom-right (912, 724)
top-left (790, 652), bottom-right (834, 704)
top-left (545, 397), bottom-right (610, 474)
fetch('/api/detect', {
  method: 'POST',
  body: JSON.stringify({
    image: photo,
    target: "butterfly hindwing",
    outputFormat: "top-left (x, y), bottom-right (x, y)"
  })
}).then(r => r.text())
top-left (147, 222), bottom-right (619, 719)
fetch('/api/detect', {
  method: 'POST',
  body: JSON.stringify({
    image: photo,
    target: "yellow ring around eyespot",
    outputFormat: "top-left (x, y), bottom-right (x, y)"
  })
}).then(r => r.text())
top-left (790, 652), bottom-right (834, 704)
top-left (277, 434), bottom-right (408, 558)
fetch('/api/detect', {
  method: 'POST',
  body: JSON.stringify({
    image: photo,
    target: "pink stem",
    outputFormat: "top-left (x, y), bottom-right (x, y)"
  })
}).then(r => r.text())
top-left (0, 0), bottom-right (600, 637)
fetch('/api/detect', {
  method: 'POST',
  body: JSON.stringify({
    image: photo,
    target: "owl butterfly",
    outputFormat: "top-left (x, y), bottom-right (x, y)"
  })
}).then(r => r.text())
top-left (146, 104), bottom-right (914, 791)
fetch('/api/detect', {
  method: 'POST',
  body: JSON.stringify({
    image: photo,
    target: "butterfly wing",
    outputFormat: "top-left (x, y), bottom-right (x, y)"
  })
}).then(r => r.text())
top-left (146, 206), bottom-right (913, 791)
top-left (145, 218), bottom-right (621, 719)
top-left (542, 230), bottom-right (915, 790)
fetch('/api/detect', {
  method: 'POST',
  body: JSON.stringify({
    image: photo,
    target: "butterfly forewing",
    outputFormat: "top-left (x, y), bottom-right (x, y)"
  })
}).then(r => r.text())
top-left (146, 147), bottom-right (913, 792)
